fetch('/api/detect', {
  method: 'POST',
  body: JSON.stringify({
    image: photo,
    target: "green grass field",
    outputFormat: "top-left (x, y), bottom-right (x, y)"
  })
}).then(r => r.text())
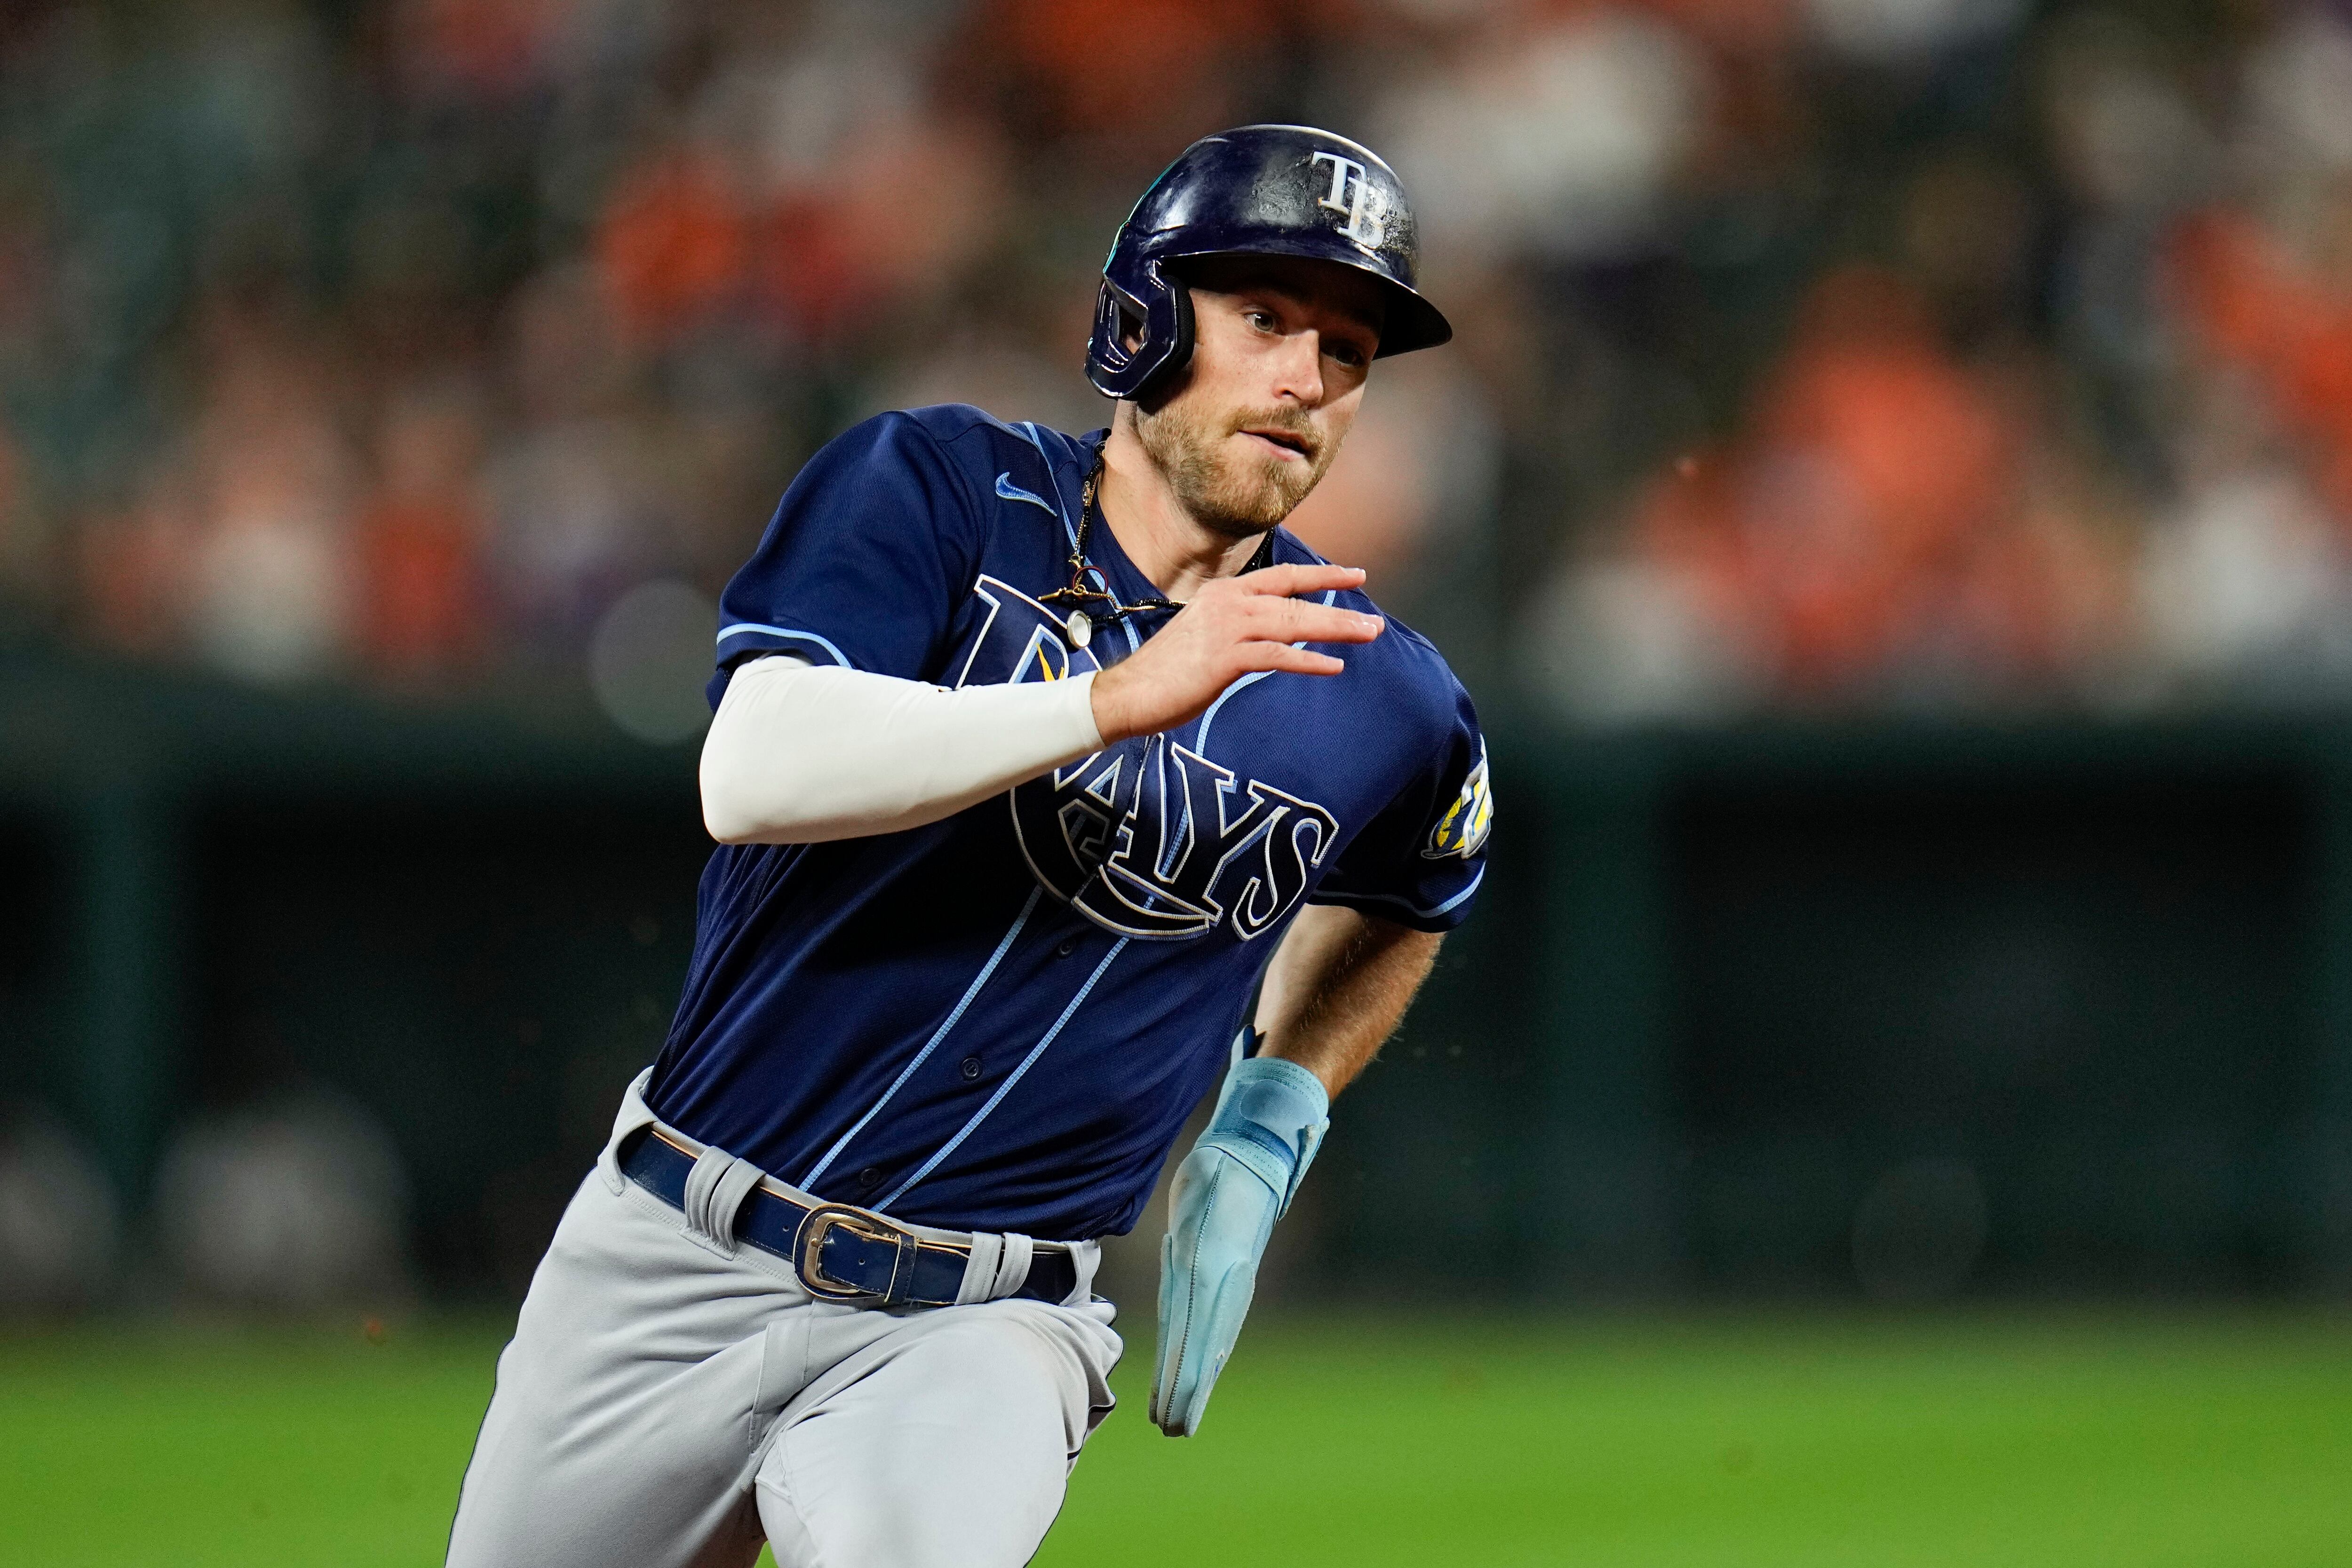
top-left (2, 1310), bottom-right (2345, 1566)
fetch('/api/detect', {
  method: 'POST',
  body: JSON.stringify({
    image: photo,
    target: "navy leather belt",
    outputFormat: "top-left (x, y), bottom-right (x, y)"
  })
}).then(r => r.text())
top-left (621, 1128), bottom-right (1077, 1309)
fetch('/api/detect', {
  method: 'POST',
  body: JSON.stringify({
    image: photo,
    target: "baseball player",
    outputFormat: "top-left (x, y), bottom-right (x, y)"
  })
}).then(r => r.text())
top-left (446, 125), bottom-right (1492, 1568)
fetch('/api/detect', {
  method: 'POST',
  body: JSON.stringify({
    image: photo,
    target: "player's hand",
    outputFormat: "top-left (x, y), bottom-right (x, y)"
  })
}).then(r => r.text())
top-left (1090, 563), bottom-right (1382, 744)
top-left (1151, 1053), bottom-right (1329, 1437)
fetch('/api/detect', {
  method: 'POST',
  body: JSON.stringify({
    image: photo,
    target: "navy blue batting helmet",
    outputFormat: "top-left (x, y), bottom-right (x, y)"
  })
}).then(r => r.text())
top-left (1085, 125), bottom-right (1453, 401)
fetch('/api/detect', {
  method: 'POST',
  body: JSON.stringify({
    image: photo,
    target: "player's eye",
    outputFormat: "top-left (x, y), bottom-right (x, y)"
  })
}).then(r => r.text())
top-left (1244, 308), bottom-right (1279, 333)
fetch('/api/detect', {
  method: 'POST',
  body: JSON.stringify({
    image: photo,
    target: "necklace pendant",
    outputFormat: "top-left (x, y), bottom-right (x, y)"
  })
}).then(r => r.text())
top-left (1065, 610), bottom-right (1093, 649)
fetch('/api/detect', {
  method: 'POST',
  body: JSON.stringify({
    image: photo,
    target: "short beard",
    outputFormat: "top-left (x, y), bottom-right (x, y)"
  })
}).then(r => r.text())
top-left (1132, 397), bottom-right (1337, 540)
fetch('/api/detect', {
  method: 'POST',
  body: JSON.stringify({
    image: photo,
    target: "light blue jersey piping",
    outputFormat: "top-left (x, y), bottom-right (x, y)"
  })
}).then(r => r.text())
top-left (1315, 863), bottom-right (1485, 922)
top-left (716, 623), bottom-right (852, 668)
top-left (1014, 422), bottom-right (1081, 547)
top-left (1195, 590), bottom-right (1335, 753)
top-left (874, 937), bottom-right (1129, 1212)
top-left (797, 888), bottom-right (1043, 1188)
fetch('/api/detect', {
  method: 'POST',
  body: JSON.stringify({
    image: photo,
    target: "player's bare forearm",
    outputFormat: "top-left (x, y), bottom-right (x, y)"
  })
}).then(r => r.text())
top-left (1253, 904), bottom-right (1441, 1098)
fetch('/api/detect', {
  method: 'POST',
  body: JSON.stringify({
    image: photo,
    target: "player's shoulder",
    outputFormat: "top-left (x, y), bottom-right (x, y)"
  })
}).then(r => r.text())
top-left (801, 405), bottom-right (1102, 531)
top-left (1268, 528), bottom-right (1462, 679)
top-left (1267, 527), bottom-right (1475, 728)
top-left (875, 404), bottom-right (1103, 481)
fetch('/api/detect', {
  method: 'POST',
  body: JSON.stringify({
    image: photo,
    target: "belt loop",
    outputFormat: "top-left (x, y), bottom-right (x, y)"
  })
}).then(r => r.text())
top-left (881, 1231), bottom-right (919, 1307)
top-left (955, 1233), bottom-right (1004, 1305)
top-left (681, 1147), bottom-right (764, 1256)
top-left (1063, 1239), bottom-right (1100, 1306)
top-left (990, 1232), bottom-right (1034, 1299)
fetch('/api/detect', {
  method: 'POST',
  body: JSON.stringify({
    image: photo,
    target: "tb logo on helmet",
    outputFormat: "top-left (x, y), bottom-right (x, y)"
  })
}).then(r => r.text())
top-left (1310, 150), bottom-right (1388, 250)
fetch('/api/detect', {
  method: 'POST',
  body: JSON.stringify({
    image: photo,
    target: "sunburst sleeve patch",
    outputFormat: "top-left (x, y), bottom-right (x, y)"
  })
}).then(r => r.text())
top-left (1422, 739), bottom-right (1492, 860)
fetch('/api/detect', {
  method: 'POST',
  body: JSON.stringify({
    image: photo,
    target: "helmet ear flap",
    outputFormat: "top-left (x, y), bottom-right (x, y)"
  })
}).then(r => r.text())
top-left (1085, 261), bottom-right (1194, 400)
top-left (1093, 280), bottom-right (1143, 369)
top-left (1161, 274), bottom-right (1194, 388)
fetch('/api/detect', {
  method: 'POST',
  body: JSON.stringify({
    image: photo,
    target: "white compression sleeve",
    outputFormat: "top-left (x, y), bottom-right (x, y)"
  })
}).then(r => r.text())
top-left (699, 655), bottom-right (1105, 845)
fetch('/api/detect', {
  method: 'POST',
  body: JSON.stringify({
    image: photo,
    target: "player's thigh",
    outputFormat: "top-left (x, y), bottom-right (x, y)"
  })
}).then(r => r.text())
top-left (755, 1303), bottom-right (1110, 1568)
top-left (446, 1176), bottom-right (790, 1568)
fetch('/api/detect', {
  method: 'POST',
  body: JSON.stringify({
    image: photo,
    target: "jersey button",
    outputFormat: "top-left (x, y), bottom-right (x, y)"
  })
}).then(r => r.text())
top-left (856, 1167), bottom-right (881, 1188)
top-left (960, 1056), bottom-right (982, 1081)
top-left (1055, 935), bottom-right (1078, 958)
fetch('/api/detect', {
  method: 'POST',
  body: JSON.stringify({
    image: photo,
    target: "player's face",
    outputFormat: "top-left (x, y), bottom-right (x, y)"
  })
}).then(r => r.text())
top-left (1133, 256), bottom-right (1384, 539)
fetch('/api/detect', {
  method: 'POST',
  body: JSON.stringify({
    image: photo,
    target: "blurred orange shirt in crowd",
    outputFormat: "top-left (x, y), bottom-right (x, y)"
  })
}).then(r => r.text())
top-left (356, 494), bottom-right (484, 682)
top-left (2170, 209), bottom-right (2352, 520)
top-left (1639, 267), bottom-right (2025, 691)
top-left (401, 0), bottom-right (560, 100)
top-left (986, 0), bottom-right (1278, 140)
top-left (596, 151), bottom-right (749, 344)
top-left (355, 393), bottom-right (488, 683)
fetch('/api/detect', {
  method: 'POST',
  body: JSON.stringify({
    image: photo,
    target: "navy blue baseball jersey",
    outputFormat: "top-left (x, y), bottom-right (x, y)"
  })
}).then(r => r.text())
top-left (646, 404), bottom-right (1491, 1240)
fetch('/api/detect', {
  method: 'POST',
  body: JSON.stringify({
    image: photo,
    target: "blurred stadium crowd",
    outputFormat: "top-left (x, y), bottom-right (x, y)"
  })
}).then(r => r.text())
top-left (1, 0), bottom-right (2351, 734)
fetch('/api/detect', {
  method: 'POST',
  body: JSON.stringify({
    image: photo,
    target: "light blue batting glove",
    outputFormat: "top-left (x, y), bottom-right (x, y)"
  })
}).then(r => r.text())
top-left (1150, 1052), bottom-right (1329, 1437)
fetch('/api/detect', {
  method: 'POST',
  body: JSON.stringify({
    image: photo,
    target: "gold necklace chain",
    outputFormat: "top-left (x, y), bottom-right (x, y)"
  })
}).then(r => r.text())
top-left (1036, 450), bottom-right (1272, 648)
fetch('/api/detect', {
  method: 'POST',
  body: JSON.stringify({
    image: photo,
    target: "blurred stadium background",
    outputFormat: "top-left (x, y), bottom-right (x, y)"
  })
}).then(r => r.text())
top-left (1, 0), bottom-right (2349, 1561)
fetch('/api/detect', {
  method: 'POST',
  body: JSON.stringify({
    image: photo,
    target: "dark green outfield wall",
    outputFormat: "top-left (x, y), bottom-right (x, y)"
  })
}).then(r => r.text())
top-left (6, 650), bottom-right (2350, 1299)
top-left (1358, 722), bottom-right (2352, 1301)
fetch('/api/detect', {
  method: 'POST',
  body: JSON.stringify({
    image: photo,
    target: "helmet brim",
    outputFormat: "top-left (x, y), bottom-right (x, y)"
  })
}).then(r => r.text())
top-left (1163, 242), bottom-right (1453, 359)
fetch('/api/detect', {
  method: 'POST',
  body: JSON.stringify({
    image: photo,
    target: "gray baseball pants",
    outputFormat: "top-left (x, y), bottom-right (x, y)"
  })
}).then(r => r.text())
top-left (445, 1073), bottom-right (1121, 1568)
